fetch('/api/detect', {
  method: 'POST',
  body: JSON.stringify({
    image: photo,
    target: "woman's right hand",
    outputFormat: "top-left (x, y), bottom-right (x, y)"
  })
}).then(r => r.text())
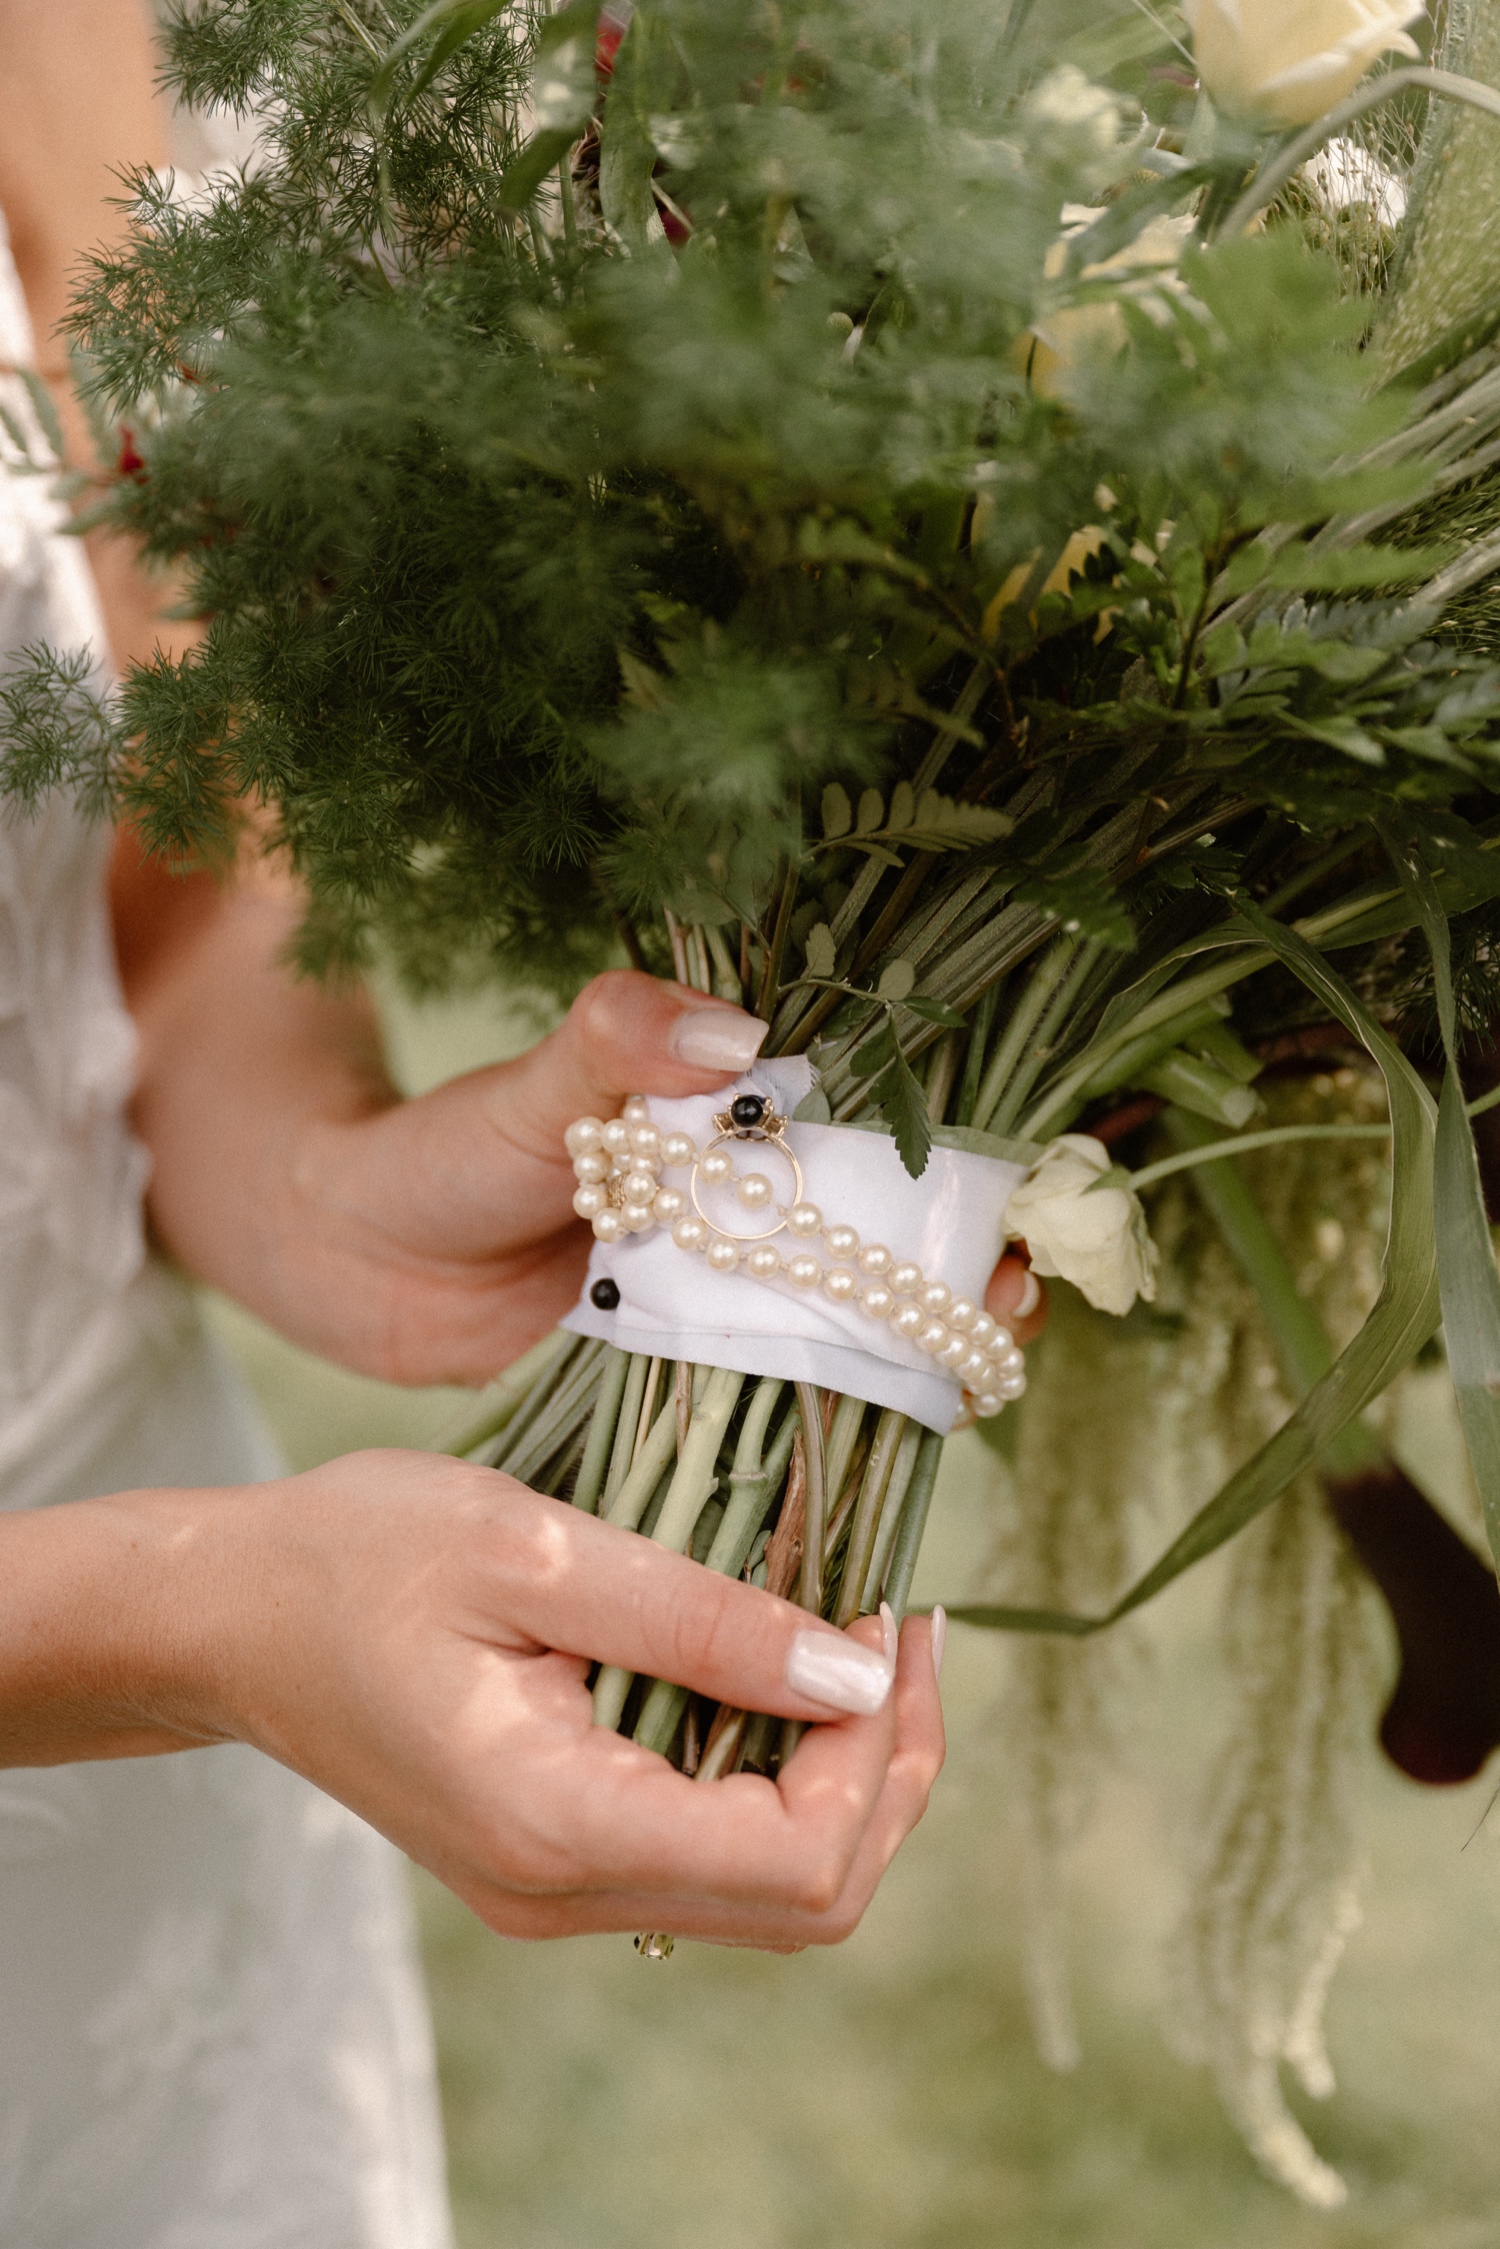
top-left (0, 1450), bottom-right (945, 1949)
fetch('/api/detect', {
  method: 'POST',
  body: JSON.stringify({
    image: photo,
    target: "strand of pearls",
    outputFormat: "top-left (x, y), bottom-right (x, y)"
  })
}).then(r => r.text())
top-left (565, 1094), bottom-right (1026, 1419)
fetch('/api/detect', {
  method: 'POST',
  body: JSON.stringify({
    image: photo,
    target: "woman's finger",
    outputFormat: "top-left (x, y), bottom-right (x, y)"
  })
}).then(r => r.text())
top-left (453, 1614), bottom-right (946, 1944)
top-left (454, 1466), bottom-right (899, 1726)
top-left (985, 1250), bottom-right (1048, 1343)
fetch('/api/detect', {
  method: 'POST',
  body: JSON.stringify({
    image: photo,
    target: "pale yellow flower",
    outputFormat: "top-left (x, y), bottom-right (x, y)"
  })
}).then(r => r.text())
top-left (1184, 0), bottom-right (1422, 129)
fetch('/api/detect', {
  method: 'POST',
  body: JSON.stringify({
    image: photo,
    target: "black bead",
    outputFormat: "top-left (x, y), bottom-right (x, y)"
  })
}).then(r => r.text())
top-left (590, 1278), bottom-right (621, 1311)
top-left (730, 1093), bottom-right (767, 1130)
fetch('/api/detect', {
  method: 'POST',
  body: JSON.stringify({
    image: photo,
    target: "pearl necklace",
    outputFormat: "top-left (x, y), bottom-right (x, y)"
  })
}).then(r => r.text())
top-left (565, 1092), bottom-right (1026, 1419)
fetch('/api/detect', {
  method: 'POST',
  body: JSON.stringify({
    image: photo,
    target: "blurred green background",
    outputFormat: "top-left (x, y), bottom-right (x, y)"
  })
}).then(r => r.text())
top-left (204, 987), bottom-right (1500, 2249)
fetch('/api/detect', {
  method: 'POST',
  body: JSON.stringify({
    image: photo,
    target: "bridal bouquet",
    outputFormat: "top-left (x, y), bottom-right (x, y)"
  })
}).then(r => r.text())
top-left (12, 0), bottom-right (1500, 2201)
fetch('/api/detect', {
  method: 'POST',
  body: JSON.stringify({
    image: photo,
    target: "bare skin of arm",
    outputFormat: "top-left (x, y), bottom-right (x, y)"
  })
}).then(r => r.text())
top-left (0, 0), bottom-right (177, 670)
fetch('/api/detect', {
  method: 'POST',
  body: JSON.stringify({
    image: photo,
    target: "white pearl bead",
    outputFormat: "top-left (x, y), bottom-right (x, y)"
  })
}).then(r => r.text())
top-left (916, 1319), bottom-right (951, 1356)
top-left (787, 1253), bottom-right (823, 1289)
top-left (737, 1171), bottom-right (774, 1210)
top-left (593, 1208), bottom-right (626, 1242)
top-left (623, 1095), bottom-right (651, 1122)
top-left (787, 1202), bottom-right (823, 1237)
top-left (622, 1170), bottom-right (658, 1206)
top-left (890, 1263), bottom-right (923, 1296)
top-left (990, 1325), bottom-right (1015, 1354)
top-left (630, 1121), bottom-right (662, 1160)
top-left (995, 1346), bottom-right (1025, 1375)
top-left (652, 1186), bottom-right (686, 1222)
top-left (973, 1392), bottom-right (1005, 1419)
top-left (861, 1283), bottom-right (895, 1320)
top-left (919, 1279), bottom-right (951, 1316)
top-left (823, 1267), bottom-right (858, 1303)
top-left (700, 1148), bottom-right (733, 1185)
top-left (957, 1349), bottom-right (990, 1385)
top-left (602, 1118), bottom-right (631, 1154)
top-left (573, 1150), bottom-right (610, 1184)
top-left (565, 1116), bottom-right (604, 1156)
top-left (947, 1297), bottom-right (978, 1333)
top-left (706, 1236), bottom-right (740, 1273)
top-left (825, 1223), bottom-right (860, 1261)
top-left (573, 1185), bottom-right (608, 1219)
top-left (997, 1370), bottom-right (1027, 1399)
top-left (890, 1302), bottom-right (925, 1340)
top-left (968, 1311), bottom-right (997, 1348)
top-left (746, 1244), bottom-right (782, 1279)
top-left (937, 1334), bottom-right (970, 1369)
top-left (858, 1243), bottom-right (893, 1277)
top-left (661, 1133), bottom-right (697, 1168)
top-left (672, 1215), bottom-right (707, 1251)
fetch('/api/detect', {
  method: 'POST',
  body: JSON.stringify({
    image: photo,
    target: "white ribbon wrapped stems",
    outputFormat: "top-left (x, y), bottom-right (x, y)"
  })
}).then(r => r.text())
top-left (562, 1059), bottom-right (1028, 1434)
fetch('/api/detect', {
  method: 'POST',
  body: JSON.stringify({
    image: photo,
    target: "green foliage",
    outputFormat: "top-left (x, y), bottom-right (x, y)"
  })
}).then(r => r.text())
top-left (4, 0), bottom-right (1495, 1000)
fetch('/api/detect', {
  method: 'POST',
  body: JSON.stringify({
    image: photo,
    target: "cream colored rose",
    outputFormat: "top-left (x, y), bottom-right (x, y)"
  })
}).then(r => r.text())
top-left (1184, 0), bottom-right (1422, 129)
top-left (1004, 1133), bottom-right (1158, 1317)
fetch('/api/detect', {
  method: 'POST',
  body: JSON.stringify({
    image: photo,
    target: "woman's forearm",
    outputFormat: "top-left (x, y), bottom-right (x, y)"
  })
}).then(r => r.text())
top-left (111, 827), bottom-right (402, 1335)
top-left (0, 1491), bottom-right (226, 1766)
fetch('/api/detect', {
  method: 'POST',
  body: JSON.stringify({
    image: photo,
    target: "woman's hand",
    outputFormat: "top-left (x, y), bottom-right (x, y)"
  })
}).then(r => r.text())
top-left (0, 1451), bottom-right (945, 1948)
top-left (115, 841), bottom-right (1046, 1387)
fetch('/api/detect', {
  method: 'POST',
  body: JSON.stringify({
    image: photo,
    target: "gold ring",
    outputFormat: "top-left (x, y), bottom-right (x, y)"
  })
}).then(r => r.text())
top-left (688, 1130), bottom-right (804, 1242)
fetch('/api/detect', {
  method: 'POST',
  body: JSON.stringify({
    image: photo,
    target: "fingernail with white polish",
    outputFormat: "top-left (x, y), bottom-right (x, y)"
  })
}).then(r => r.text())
top-left (1012, 1268), bottom-right (1042, 1320)
top-left (879, 1600), bottom-right (899, 1668)
top-left (930, 1603), bottom-right (948, 1683)
top-left (669, 1008), bottom-right (769, 1073)
top-left (786, 1628), bottom-right (894, 1716)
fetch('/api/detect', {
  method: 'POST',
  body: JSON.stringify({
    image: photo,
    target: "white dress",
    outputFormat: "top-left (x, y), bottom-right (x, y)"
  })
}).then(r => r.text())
top-left (0, 235), bottom-right (454, 2247)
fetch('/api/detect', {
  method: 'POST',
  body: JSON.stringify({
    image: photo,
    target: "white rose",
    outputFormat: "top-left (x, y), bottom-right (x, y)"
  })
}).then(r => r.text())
top-left (1004, 1133), bottom-right (1159, 1318)
top-left (1183, 0), bottom-right (1422, 129)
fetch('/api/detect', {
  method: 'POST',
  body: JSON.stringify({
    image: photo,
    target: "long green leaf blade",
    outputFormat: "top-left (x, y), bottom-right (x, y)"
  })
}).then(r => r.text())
top-left (1383, 825), bottom-right (1500, 1566)
top-left (951, 892), bottom-right (1439, 1637)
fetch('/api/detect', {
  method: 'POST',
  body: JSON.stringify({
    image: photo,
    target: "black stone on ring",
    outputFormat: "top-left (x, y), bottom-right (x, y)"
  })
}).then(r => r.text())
top-left (590, 1278), bottom-right (621, 1311)
top-left (729, 1093), bottom-right (767, 1131)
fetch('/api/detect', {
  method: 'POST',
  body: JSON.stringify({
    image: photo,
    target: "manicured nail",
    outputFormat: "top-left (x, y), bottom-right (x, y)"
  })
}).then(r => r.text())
top-left (879, 1600), bottom-right (899, 1668)
top-left (1012, 1267), bottom-right (1042, 1320)
top-left (668, 1007), bottom-right (769, 1072)
top-left (786, 1628), bottom-right (894, 1716)
top-left (930, 1603), bottom-right (947, 1682)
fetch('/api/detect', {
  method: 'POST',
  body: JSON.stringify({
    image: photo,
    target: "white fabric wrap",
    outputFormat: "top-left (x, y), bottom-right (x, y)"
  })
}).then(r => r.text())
top-left (562, 1057), bottom-right (1027, 1433)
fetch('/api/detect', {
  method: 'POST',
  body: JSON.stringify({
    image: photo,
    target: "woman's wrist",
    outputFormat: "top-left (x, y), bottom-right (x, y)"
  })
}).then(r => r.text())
top-left (0, 1486), bottom-right (245, 1767)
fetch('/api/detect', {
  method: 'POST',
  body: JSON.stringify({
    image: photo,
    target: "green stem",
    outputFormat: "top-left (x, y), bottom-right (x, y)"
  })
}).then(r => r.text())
top-left (1161, 1108), bottom-right (1382, 1477)
top-left (602, 1390), bottom-right (680, 1530)
top-left (704, 1380), bottom-right (791, 1575)
top-left (649, 1369), bottom-right (747, 1554)
top-left (499, 1339), bottom-right (607, 1484)
top-left (881, 1429), bottom-right (945, 1620)
top-left (988, 939), bottom-right (1101, 1137)
top-left (832, 1410), bottom-right (906, 1627)
top-left (795, 1383), bottom-right (828, 1612)
top-left (953, 980), bottom-right (1000, 1128)
top-left (756, 854), bottom-right (802, 1023)
top-left (1127, 1121), bottom-right (1391, 1192)
top-left (822, 1393), bottom-right (869, 1524)
top-left (478, 1337), bottom-right (585, 1470)
top-left (435, 1325), bottom-right (578, 1457)
top-left (1220, 67), bottom-right (1500, 242)
top-left (572, 1345), bottom-right (631, 1513)
top-left (861, 1419), bottom-right (924, 1613)
top-left (971, 937), bottom-right (1076, 1132)
top-left (634, 1388), bottom-right (798, 1758)
top-left (603, 1350), bottom-right (651, 1509)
